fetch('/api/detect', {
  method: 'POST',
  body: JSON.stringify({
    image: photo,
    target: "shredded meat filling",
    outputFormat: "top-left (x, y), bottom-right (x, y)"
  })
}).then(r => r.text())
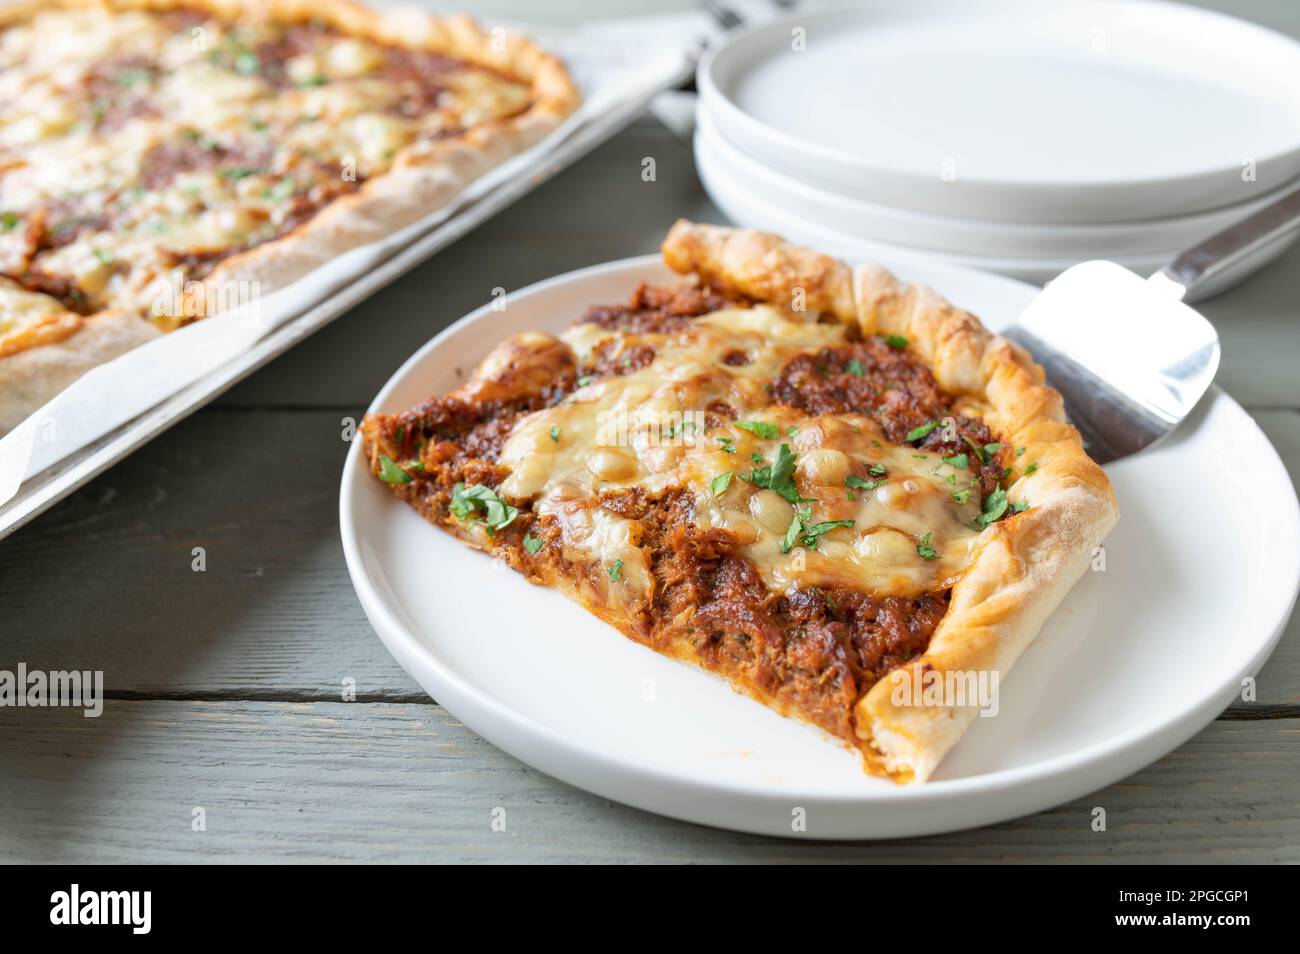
top-left (592, 486), bottom-right (948, 742)
top-left (579, 282), bottom-right (745, 336)
top-left (361, 281), bottom-right (1010, 749)
top-left (771, 341), bottom-right (1007, 495)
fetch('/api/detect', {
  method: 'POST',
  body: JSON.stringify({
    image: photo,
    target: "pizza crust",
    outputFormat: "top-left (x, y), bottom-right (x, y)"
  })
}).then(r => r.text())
top-left (0, 0), bottom-right (580, 431)
top-left (663, 220), bottom-right (1119, 783)
top-left (0, 310), bottom-right (161, 434)
top-left (660, 220), bottom-right (856, 323)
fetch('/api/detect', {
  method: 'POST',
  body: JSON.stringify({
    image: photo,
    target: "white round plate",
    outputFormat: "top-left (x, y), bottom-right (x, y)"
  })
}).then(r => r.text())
top-left (695, 133), bottom-right (1166, 282)
top-left (340, 255), bottom-right (1299, 839)
top-left (696, 106), bottom-right (1300, 259)
top-left (699, 0), bottom-right (1300, 223)
top-left (696, 134), bottom-right (1300, 293)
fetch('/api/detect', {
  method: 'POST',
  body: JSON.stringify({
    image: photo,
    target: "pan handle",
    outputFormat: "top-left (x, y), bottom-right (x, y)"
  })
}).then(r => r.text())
top-left (1161, 185), bottom-right (1300, 299)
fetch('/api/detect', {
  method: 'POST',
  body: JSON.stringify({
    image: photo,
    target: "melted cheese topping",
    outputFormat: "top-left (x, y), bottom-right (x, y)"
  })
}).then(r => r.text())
top-left (0, 7), bottom-right (532, 317)
top-left (497, 306), bottom-right (987, 605)
top-left (0, 276), bottom-right (66, 341)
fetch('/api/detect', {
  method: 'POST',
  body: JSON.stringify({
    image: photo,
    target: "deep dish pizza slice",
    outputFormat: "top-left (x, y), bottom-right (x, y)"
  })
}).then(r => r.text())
top-left (360, 221), bottom-right (1119, 783)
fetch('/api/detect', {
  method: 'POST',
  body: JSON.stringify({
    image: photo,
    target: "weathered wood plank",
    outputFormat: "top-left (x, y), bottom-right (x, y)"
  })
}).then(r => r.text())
top-left (0, 701), bottom-right (1293, 863)
top-left (1198, 246), bottom-right (1300, 411)
top-left (3, 410), bottom-right (1297, 705)
top-left (0, 409), bottom-right (418, 699)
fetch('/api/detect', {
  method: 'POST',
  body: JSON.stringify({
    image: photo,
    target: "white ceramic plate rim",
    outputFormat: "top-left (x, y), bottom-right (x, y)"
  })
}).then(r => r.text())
top-left (340, 255), bottom-right (1300, 832)
top-left (698, 147), bottom-right (1300, 294)
top-left (694, 105), bottom-right (1300, 257)
top-left (694, 137), bottom-right (1174, 274)
top-left (700, 0), bottom-right (1300, 192)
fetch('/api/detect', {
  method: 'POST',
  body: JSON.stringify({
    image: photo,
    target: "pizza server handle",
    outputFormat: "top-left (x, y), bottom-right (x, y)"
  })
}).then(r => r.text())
top-left (1160, 183), bottom-right (1300, 302)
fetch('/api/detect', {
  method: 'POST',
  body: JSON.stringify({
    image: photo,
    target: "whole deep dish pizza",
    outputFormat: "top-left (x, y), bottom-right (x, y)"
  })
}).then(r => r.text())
top-left (360, 221), bottom-right (1119, 784)
top-left (0, 0), bottom-right (579, 432)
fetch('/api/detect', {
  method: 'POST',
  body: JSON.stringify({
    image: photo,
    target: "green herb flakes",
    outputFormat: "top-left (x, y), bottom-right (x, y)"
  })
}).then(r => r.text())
top-left (916, 532), bottom-right (938, 560)
top-left (377, 455), bottom-right (411, 485)
top-left (736, 420), bottom-right (780, 440)
top-left (449, 483), bottom-right (518, 534)
top-left (905, 421), bottom-right (939, 442)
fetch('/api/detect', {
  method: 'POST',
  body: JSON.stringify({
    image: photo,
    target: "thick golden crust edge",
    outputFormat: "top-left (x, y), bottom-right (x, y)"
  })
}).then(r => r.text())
top-left (0, 0), bottom-right (580, 429)
top-left (662, 220), bottom-right (855, 323)
top-left (662, 220), bottom-right (1120, 783)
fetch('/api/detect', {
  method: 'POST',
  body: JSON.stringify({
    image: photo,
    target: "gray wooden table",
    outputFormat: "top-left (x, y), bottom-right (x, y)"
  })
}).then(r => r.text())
top-left (1, 2), bottom-right (1298, 863)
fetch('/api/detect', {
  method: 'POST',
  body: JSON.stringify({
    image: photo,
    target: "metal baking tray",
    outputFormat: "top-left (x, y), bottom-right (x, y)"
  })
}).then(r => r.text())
top-left (0, 61), bottom-right (694, 541)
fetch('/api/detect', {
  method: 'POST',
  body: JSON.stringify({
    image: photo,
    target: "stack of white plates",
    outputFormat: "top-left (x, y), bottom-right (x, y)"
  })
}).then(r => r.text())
top-left (696, 0), bottom-right (1300, 287)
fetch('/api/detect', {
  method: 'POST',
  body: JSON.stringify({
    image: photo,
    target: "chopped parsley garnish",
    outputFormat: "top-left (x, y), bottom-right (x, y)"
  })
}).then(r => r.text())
top-left (735, 420), bottom-right (780, 440)
top-left (1012, 500), bottom-right (1031, 514)
top-left (522, 533), bottom-right (542, 555)
top-left (800, 519), bottom-right (855, 550)
top-left (219, 166), bottom-right (257, 181)
top-left (845, 474), bottom-right (878, 491)
top-left (233, 52), bottom-right (261, 75)
top-left (846, 358), bottom-right (865, 377)
top-left (870, 439), bottom-right (882, 447)
top-left (0, 211), bottom-right (19, 231)
top-left (607, 559), bottom-right (623, 582)
top-left (984, 443), bottom-right (1004, 456)
top-left (964, 435), bottom-right (987, 462)
top-left (576, 375), bottom-right (593, 387)
top-left (905, 420), bottom-right (939, 442)
top-left (377, 455), bottom-right (412, 485)
top-left (1015, 446), bottom-right (1026, 456)
top-left (297, 74), bottom-right (328, 88)
top-left (741, 443), bottom-right (810, 504)
top-left (883, 334), bottom-right (909, 349)
top-left (951, 489), bottom-right (972, 505)
top-left (710, 471), bottom-right (733, 497)
top-left (787, 426), bottom-right (799, 437)
top-left (975, 487), bottom-right (1008, 527)
top-left (943, 453), bottom-right (969, 469)
top-left (868, 464), bottom-right (887, 477)
top-left (916, 532), bottom-right (939, 560)
top-left (780, 511), bottom-right (805, 554)
top-left (781, 506), bottom-right (854, 553)
top-left (549, 425), bottom-right (560, 442)
top-left (716, 437), bottom-right (736, 454)
top-left (449, 482), bottom-right (518, 534)
top-left (1024, 462), bottom-right (1038, 475)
